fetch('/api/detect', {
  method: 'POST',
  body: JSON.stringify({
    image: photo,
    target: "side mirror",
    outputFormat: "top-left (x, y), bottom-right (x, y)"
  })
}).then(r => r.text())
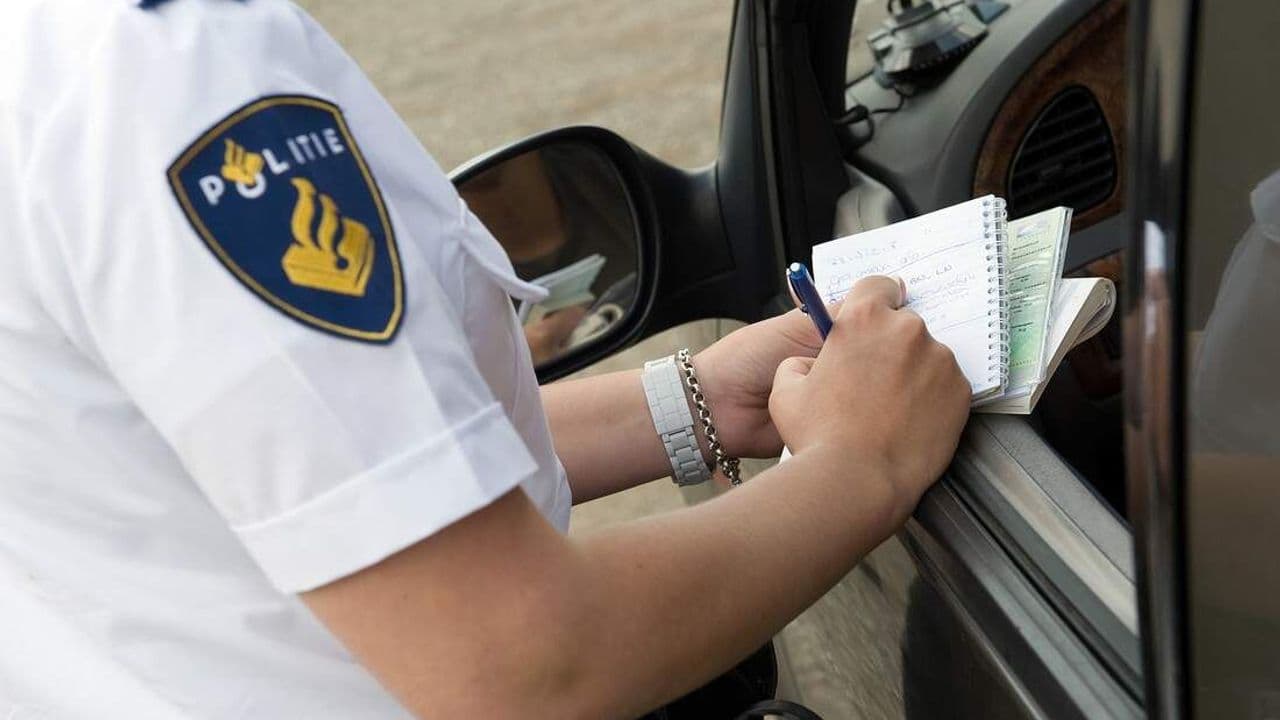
top-left (452, 127), bottom-right (659, 381)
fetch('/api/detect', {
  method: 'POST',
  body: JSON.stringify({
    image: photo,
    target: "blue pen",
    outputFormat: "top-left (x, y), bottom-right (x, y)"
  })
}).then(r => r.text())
top-left (787, 262), bottom-right (833, 339)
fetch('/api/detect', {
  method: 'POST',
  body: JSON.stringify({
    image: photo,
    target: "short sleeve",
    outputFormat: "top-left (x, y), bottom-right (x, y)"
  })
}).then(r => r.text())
top-left (21, 0), bottom-right (540, 592)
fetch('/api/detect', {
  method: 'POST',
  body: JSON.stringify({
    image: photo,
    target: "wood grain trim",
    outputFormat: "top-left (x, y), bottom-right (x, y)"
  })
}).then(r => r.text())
top-left (973, 0), bottom-right (1128, 231)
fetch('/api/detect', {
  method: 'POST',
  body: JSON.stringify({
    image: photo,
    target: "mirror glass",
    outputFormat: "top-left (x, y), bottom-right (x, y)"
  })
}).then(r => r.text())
top-left (458, 141), bottom-right (641, 368)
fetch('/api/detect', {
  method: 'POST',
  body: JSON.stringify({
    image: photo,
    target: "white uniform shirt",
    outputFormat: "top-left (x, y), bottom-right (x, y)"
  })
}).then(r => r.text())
top-left (0, 0), bottom-right (571, 716)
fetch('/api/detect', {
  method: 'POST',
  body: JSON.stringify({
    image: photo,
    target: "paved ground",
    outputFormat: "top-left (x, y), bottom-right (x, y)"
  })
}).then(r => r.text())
top-left (296, 0), bottom-right (729, 172)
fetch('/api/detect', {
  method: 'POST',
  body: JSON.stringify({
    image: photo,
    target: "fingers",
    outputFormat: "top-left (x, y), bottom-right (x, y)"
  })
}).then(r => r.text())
top-left (839, 275), bottom-right (906, 318)
top-left (772, 355), bottom-right (816, 393)
top-left (769, 356), bottom-right (816, 441)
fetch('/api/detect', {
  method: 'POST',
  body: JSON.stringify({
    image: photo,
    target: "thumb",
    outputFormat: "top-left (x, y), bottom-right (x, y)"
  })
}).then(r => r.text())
top-left (840, 275), bottom-right (907, 316)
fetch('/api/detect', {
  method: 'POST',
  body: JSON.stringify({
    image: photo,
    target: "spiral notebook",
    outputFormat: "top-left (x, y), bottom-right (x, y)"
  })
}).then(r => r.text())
top-left (812, 195), bottom-right (1010, 402)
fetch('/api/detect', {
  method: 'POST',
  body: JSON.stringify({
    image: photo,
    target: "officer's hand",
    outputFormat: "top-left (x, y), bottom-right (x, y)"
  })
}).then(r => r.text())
top-left (691, 301), bottom-right (827, 460)
top-left (768, 276), bottom-right (970, 522)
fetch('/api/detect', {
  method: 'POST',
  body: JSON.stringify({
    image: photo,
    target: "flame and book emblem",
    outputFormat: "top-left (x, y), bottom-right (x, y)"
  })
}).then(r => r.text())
top-left (283, 177), bottom-right (375, 296)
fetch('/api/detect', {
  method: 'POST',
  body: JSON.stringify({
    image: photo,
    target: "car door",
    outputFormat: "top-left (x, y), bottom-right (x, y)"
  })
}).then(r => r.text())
top-left (444, 1), bottom-right (1137, 713)
top-left (676, 0), bottom-right (1280, 718)
top-left (1131, 0), bottom-right (1280, 716)
top-left (647, 0), bottom-right (1146, 717)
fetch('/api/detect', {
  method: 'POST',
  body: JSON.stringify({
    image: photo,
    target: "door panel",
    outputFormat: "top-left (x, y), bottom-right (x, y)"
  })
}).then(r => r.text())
top-left (907, 477), bottom-right (1139, 720)
top-left (778, 534), bottom-right (1039, 719)
top-left (951, 417), bottom-right (1140, 694)
top-left (777, 418), bottom-right (1142, 719)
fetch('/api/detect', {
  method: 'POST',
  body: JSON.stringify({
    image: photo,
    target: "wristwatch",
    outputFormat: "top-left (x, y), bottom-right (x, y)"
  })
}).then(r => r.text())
top-left (641, 355), bottom-right (712, 486)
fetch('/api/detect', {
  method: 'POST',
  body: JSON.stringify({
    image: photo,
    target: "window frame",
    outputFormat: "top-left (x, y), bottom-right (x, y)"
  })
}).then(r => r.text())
top-left (1124, 0), bottom-right (1195, 715)
top-left (946, 416), bottom-right (1143, 696)
top-left (906, 435), bottom-right (1143, 718)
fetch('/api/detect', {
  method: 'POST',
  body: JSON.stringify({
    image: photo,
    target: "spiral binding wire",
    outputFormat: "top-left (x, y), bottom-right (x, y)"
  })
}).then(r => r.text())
top-left (982, 197), bottom-right (1011, 393)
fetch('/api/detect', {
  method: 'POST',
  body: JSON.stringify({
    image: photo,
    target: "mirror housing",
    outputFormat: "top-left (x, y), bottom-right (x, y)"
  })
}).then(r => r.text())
top-left (451, 126), bottom-right (662, 382)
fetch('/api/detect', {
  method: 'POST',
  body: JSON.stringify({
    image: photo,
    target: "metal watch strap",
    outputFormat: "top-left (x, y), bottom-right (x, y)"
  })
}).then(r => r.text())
top-left (642, 355), bottom-right (713, 486)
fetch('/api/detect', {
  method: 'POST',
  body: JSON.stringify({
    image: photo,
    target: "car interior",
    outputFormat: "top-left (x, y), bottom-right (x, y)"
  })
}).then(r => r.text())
top-left (841, 0), bottom-right (1128, 519)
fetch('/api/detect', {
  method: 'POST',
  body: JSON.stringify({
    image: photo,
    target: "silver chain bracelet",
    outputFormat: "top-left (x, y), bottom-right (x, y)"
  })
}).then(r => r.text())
top-left (675, 348), bottom-right (743, 486)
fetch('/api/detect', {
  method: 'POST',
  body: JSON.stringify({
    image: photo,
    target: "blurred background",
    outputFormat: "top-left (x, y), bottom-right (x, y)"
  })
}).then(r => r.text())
top-left (297, 0), bottom-right (728, 171)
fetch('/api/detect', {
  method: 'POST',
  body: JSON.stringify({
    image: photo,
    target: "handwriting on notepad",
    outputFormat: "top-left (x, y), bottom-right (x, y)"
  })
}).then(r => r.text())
top-left (819, 237), bottom-right (979, 299)
top-left (823, 258), bottom-right (983, 327)
top-left (815, 219), bottom-right (993, 348)
top-left (810, 196), bottom-right (1005, 398)
top-left (909, 270), bottom-right (978, 317)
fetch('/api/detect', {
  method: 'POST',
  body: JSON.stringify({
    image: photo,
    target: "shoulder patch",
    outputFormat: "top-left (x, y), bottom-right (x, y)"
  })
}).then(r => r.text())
top-left (168, 95), bottom-right (404, 343)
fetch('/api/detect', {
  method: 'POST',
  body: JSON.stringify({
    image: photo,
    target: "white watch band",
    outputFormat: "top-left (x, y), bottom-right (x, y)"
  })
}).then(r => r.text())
top-left (642, 355), bottom-right (712, 486)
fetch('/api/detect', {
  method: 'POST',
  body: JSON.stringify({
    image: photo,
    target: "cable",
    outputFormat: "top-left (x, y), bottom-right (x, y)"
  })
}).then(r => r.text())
top-left (736, 700), bottom-right (825, 720)
top-left (844, 67), bottom-right (875, 91)
top-left (869, 87), bottom-right (908, 115)
top-left (834, 83), bottom-right (914, 148)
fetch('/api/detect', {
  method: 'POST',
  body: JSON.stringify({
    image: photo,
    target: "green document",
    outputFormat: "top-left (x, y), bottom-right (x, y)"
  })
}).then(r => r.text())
top-left (1004, 207), bottom-right (1071, 393)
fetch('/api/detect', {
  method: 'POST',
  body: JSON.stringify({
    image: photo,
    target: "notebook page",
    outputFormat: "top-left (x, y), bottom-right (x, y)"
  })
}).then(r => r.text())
top-left (812, 196), bottom-right (1002, 397)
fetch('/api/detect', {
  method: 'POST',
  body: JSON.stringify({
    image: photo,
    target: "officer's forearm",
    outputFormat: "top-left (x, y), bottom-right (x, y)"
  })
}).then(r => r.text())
top-left (541, 369), bottom-right (679, 502)
top-left (555, 446), bottom-right (901, 717)
top-left (303, 446), bottom-right (904, 720)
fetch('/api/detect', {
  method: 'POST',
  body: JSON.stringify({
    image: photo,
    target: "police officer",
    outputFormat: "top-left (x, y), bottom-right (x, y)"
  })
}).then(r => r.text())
top-left (0, 0), bottom-right (969, 717)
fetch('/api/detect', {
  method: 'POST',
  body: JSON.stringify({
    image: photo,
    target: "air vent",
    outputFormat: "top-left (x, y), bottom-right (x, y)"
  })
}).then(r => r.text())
top-left (1007, 86), bottom-right (1116, 218)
